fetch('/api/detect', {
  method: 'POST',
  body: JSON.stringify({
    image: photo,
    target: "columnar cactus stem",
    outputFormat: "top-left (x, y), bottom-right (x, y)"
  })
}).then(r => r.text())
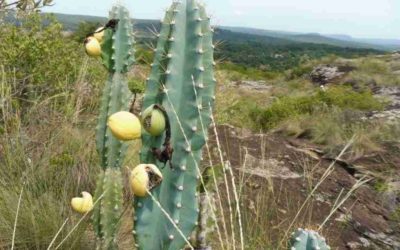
top-left (133, 0), bottom-right (216, 249)
top-left (289, 229), bottom-right (331, 250)
top-left (91, 3), bottom-right (135, 249)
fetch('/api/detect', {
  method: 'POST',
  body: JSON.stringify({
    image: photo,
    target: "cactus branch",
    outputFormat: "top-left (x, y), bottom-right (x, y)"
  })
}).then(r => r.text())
top-left (91, 3), bottom-right (135, 249)
top-left (134, 1), bottom-right (217, 249)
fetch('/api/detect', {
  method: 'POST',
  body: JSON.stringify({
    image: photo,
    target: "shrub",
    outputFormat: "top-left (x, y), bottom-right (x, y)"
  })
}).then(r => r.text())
top-left (72, 21), bottom-right (102, 43)
top-left (0, 13), bottom-right (105, 106)
top-left (250, 86), bottom-right (384, 131)
top-left (217, 62), bottom-right (279, 80)
top-left (316, 86), bottom-right (384, 111)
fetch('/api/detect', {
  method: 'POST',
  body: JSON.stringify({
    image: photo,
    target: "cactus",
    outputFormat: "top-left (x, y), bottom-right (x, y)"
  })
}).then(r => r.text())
top-left (133, 0), bottom-right (216, 249)
top-left (289, 228), bottom-right (331, 250)
top-left (91, 3), bottom-right (135, 249)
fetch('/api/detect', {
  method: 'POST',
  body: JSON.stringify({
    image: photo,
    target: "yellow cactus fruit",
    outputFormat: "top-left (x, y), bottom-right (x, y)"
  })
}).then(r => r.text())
top-left (141, 105), bottom-right (166, 136)
top-left (107, 111), bottom-right (141, 141)
top-left (130, 164), bottom-right (163, 197)
top-left (93, 27), bottom-right (105, 43)
top-left (71, 191), bottom-right (94, 214)
top-left (84, 36), bottom-right (101, 57)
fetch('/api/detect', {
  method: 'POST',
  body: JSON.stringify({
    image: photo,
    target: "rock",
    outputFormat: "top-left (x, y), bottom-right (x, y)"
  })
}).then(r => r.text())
top-left (377, 182), bottom-right (400, 213)
top-left (375, 86), bottom-right (400, 109)
top-left (310, 64), bottom-right (348, 85)
top-left (365, 110), bottom-right (400, 123)
top-left (363, 231), bottom-right (400, 249)
top-left (335, 213), bottom-right (352, 223)
top-left (359, 237), bottom-right (371, 248)
top-left (392, 53), bottom-right (400, 60)
top-left (234, 80), bottom-right (272, 91)
top-left (347, 241), bottom-right (362, 249)
top-left (238, 154), bottom-right (301, 180)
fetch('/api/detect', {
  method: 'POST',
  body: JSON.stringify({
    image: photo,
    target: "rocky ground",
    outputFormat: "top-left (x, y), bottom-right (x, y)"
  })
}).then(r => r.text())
top-left (212, 54), bottom-right (400, 249)
top-left (209, 124), bottom-right (399, 249)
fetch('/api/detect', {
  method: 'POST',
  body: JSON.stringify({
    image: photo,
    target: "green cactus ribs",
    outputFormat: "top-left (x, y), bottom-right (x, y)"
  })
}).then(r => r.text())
top-left (134, 0), bottom-right (216, 249)
top-left (92, 3), bottom-right (135, 249)
top-left (92, 169), bottom-right (123, 249)
top-left (289, 228), bottom-right (331, 250)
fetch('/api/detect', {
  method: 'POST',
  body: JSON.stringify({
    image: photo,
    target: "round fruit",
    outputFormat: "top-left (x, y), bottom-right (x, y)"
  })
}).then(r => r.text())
top-left (84, 36), bottom-right (101, 57)
top-left (107, 111), bottom-right (141, 141)
top-left (71, 191), bottom-right (93, 214)
top-left (130, 164), bottom-right (163, 197)
top-left (93, 27), bottom-right (105, 43)
top-left (141, 105), bottom-right (166, 136)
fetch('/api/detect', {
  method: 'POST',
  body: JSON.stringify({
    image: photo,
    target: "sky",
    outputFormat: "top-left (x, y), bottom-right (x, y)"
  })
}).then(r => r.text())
top-left (43, 0), bottom-right (400, 39)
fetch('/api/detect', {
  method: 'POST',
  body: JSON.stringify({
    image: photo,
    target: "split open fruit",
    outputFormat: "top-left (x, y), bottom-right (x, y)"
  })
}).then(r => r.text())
top-left (130, 164), bottom-right (163, 197)
top-left (141, 105), bottom-right (166, 136)
top-left (84, 37), bottom-right (101, 57)
top-left (71, 191), bottom-right (94, 214)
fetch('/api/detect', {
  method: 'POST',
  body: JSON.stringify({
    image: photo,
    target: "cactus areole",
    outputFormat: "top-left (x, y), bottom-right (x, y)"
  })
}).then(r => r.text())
top-left (134, 0), bottom-right (217, 249)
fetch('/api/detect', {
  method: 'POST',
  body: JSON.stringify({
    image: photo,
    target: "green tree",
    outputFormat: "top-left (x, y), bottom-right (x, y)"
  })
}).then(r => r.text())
top-left (0, 0), bottom-right (53, 11)
top-left (72, 21), bottom-right (102, 43)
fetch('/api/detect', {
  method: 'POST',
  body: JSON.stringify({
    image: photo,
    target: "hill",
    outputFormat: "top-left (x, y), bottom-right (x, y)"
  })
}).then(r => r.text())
top-left (49, 13), bottom-right (383, 71)
top-left (223, 26), bottom-right (400, 51)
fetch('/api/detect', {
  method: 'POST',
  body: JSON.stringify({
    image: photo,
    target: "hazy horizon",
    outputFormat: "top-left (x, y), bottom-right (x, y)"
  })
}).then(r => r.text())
top-left (43, 0), bottom-right (400, 40)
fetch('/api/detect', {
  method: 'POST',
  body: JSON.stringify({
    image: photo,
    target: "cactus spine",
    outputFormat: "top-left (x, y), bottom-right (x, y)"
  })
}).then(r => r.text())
top-left (92, 4), bottom-right (135, 249)
top-left (133, 0), bottom-right (216, 249)
top-left (289, 229), bottom-right (331, 250)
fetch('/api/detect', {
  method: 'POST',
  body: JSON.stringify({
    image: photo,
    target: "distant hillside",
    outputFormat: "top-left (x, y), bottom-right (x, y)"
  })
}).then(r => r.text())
top-left (49, 12), bottom-right (383, 71)
top-left (213, 29), bottom-right (379, 71)
top-left (326, 34), bottom-right (400, 51)
top-left (223, 27), bottom-right (400, 51)
top-left (55, 13), bottom-right (158, 37)
top-left (288, 33), bottom-right (378, 49)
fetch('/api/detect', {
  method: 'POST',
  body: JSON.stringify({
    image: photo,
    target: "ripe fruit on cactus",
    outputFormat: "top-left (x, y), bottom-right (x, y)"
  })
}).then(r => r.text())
top-left (93, 27), bottom-right (105, 43)
top-left (71, 191), bottom-right (93, 214)
top-left (141, 105), bottom-right (166, 136)
top-left (130, 164), bottom-right (163, 197)
top-left (84, 37), bottom-right (101, 57)
top-left (107, 111), bottom-right (141, 141)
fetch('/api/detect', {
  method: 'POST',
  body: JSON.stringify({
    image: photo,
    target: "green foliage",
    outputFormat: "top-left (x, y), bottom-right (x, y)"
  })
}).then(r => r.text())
top-left (217, 62), bottom-right (279, 80)
top-left (358, 58), bottom-right (390, 74)
top-left (0, 14), bottom-right (75, 96)
top-left (0, 0), bottom-right (53, 11)
top-left (0, 13), bottom-right (105, 106)
top-left (135, 46), bottom-right (154, 65)
top-left (72, 21), bottom-right (102, 43)
top-left (316, 87), bottom-right (384, 110)
top-left (214, 29), bottom-right (381, 72)
top-left (344, 56), bottom-right (400, 87)
top-left (50, 11), bottom-right (384, 73)
top-left (250, 86), bottom-right (384, 131)
top-left (287, 64), bottom-right (314, 80)
top-left (135, 1), bottom-right (216, 249)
